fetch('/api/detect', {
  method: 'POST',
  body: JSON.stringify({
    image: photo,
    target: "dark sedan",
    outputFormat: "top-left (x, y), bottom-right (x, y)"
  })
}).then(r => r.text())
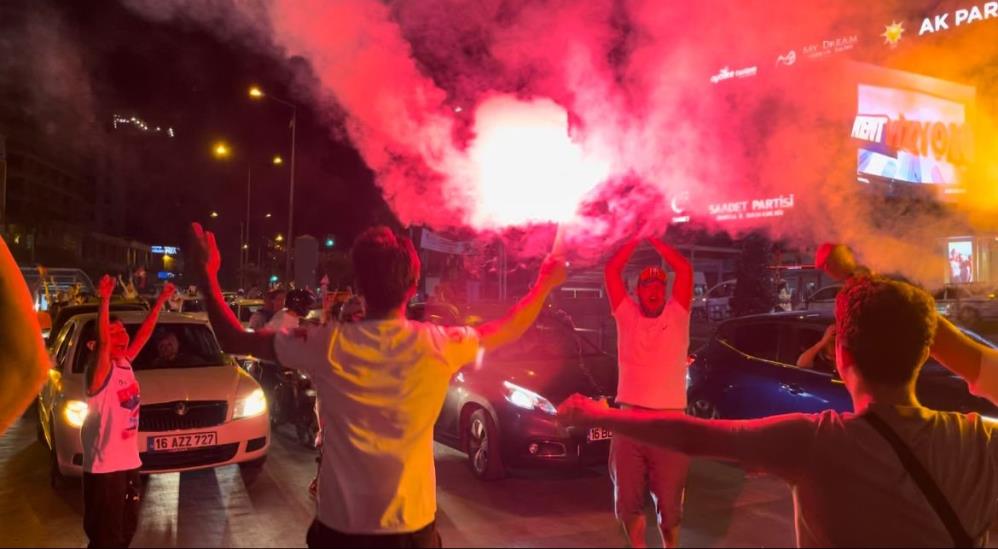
top-left (686, 312), bottom-right (998, 420)
top-left (430, 311), bottom-right (618, 480)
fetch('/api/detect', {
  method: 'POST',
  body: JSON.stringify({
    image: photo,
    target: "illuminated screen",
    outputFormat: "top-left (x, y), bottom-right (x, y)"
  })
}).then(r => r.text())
top-left (947, 240), bottom-right (974, 283)
top-left (850, 64), bottom-right (975, 188)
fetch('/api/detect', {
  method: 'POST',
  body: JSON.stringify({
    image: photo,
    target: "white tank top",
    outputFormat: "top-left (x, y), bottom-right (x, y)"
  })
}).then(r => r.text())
top-left (81, 357), bottom-right (142, 473)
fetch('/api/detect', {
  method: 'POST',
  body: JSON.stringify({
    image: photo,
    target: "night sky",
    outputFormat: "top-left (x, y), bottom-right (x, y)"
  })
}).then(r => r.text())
top-left (3, 0), bottom-right (395, 253)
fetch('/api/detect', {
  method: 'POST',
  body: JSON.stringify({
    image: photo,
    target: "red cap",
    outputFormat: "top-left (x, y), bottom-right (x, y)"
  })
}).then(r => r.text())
top-left (638, 266), bottom-right (667, 285)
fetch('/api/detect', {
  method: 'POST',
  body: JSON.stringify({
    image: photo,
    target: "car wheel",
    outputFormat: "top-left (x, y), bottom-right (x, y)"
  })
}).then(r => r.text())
top-left (268, 393), bottom-right (284, 426)
top-left (959, 307), bottom-right (981, 327)
top-left (239, 456), bottom-right (267, 487)
top-left (464, 408), bottom-right (506, 481)
top-left (687, 398), bottom-right (720, 420)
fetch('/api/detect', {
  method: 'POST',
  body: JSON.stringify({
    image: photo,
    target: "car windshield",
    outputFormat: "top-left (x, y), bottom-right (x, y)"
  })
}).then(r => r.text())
top-left (73, 320), bottom-right (227, 373)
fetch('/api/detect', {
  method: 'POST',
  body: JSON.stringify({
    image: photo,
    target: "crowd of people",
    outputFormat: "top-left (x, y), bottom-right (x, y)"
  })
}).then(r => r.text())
top-left (3, 226), bottom-right (998, 547)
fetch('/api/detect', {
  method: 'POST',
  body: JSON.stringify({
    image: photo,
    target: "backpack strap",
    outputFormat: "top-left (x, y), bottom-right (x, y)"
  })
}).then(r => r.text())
top-left (864, 411), bottom-right (974, 547)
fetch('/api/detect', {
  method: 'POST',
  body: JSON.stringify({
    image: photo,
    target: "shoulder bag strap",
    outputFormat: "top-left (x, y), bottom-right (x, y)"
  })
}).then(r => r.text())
top-left (864, 411), bottom-right (974, 547)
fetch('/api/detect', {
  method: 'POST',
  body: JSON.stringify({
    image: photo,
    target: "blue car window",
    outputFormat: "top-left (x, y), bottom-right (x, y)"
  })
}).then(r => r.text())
top-left (725, 322), bottom-right (780, 361)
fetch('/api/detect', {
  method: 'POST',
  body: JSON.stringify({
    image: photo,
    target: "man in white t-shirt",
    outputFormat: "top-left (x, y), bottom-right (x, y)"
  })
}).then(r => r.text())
top-left (188, 223), bottom-right (566, 548)
top-left (604, 236), bottom-right (693, 548)
top-left (561, 275), bottom-right (998, 547)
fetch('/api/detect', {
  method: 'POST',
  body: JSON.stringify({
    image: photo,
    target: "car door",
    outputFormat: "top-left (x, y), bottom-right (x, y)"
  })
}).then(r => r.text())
top-left (40, 320), bottom-right (79, 432)
top-left (769, 323), bottom-right (852, 415)
top-left (711, 320), bottom-right (787, 418)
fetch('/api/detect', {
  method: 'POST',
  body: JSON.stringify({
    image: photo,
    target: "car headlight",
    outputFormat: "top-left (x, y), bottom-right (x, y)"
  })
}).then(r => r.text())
top-left (233, 388), bottom-right (267, 419)
top-left (503, 381), bottom-right (557, 415)
top-left (63, 399), bottom-right (89, 428)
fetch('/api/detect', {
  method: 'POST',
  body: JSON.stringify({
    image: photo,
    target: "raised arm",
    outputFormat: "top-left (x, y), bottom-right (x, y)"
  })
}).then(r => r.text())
top-left (189, 223), bottom-right (278, 361)
top-left (605, 238), bottom-right (640, 311)
top-left (930, 315), bottom-right (998, 403)
top-left (797, 325), bottom-right (835, 369)
top-left (0, 238), bottom-right (49, 434)
top-left (557, 394), bottom-right (813, 479)
top-left (126, 283), bottom-right (175, 361)
top-left (88, 275), bottom-right (116, 396)
top-left (648, 237), bottom-right (693, 310)
top-left (476, 255), bottom-right (566, 351)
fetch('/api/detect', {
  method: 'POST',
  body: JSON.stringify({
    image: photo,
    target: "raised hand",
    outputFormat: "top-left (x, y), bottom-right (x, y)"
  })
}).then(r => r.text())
top-left (537, 254), bottom-right (568, 291)
top-left (158, 282), bottom-right (177, 302)
top-left (189, 222), bottom-right (222, 278)
top-left (98, 275), bottom-right (115, 301)
top-left (556, 393), bottom-right (604, 428)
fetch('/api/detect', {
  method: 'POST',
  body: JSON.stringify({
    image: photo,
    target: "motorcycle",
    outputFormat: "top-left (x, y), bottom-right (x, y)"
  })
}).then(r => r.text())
top-left (242, 358), bottom-right (319, 449)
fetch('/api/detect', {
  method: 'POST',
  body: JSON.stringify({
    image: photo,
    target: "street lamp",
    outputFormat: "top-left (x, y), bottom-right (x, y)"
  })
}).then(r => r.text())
top-left (212, 141), bottom-right (231, 159)
top-left (249, 84), bottom-right (298, 283)
top-left (265, 213), bottom-right (272, 219)
top-left (211, 141), bottom-right (283, 289)
top-left (209, 211), bottom-right (219, 219)
top-left (272, 155), bottom-right (283, 166)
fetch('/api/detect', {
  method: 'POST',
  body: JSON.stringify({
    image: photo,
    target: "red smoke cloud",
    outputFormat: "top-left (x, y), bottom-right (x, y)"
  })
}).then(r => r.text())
top-left (127, 0), bottom-right (998, 281)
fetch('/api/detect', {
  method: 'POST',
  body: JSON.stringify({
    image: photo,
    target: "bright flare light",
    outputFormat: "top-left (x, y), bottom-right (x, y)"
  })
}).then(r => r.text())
top-left (467, 95), bottom-right (611, 227)
top-left (249, 86), bottom-right (264, 99)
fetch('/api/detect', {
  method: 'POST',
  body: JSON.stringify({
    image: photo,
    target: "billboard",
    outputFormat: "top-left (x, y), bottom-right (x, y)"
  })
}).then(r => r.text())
top-left (849, 63), bottom-right (975, 192)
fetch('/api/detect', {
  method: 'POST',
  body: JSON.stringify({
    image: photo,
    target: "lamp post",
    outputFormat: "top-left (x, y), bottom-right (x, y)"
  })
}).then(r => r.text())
top-left (249, 85), bottom-right (298, 283)
top-left (212, 141), bottom-right (283, 289)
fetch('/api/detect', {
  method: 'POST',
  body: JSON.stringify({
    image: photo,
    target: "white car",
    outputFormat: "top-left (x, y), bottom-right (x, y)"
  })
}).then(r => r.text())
top-left (37, 311), bottom-right (270, 487)
top-left (804, 285), bottom-right (842, 312)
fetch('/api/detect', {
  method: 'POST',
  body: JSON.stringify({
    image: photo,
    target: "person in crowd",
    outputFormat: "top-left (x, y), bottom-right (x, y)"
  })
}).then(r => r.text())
top-left (561, 275), bottom-right (998, 547)
top-left (133, 266), bottom-right (148, 295)
top-left (82, 277), bottom-right (173, 548)
top-left (276, 288), bottom-right (315, 329)
top-left (0, 237), bottom-right (49, 435)
top-left (604, 236), bottom-right (693, 548)
top-left (118, 274), bottom-right (139, 301)
top-left (152, 331), bottom-right (181, 366)
top-left (797, 324), bottom-right (836, 370)
top-left (248, 289), bottom-right (286, 331)
top-left (188, 222), bottom-right (565, 548)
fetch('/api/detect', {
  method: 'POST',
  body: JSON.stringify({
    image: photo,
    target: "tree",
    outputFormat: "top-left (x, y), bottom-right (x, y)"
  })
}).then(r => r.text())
top-left (730, 231), bottom-right (775, 317)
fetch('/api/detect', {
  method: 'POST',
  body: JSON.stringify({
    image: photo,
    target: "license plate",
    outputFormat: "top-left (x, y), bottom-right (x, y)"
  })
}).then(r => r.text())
top-left (148, 432), bottom-right (217, 452)
top-left (587, 427), bottom-right (613, 442)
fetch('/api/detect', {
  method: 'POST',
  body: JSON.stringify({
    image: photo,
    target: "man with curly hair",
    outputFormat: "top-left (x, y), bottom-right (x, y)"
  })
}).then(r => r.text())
top-left (561, 275), bottom-right (998, 547)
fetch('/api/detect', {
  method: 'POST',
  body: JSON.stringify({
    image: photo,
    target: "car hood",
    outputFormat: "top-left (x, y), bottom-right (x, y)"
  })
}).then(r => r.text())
top-left (135, 366), bottom-right (241, 404)
top-left (485, 354), bottom-right (618, 403)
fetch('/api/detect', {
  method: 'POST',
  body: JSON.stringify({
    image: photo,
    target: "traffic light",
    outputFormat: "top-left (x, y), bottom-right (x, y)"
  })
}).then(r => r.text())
top-left (269, 275), bottom-right (279, 283)
top-left (324, 235), bottom-right (336, 248)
